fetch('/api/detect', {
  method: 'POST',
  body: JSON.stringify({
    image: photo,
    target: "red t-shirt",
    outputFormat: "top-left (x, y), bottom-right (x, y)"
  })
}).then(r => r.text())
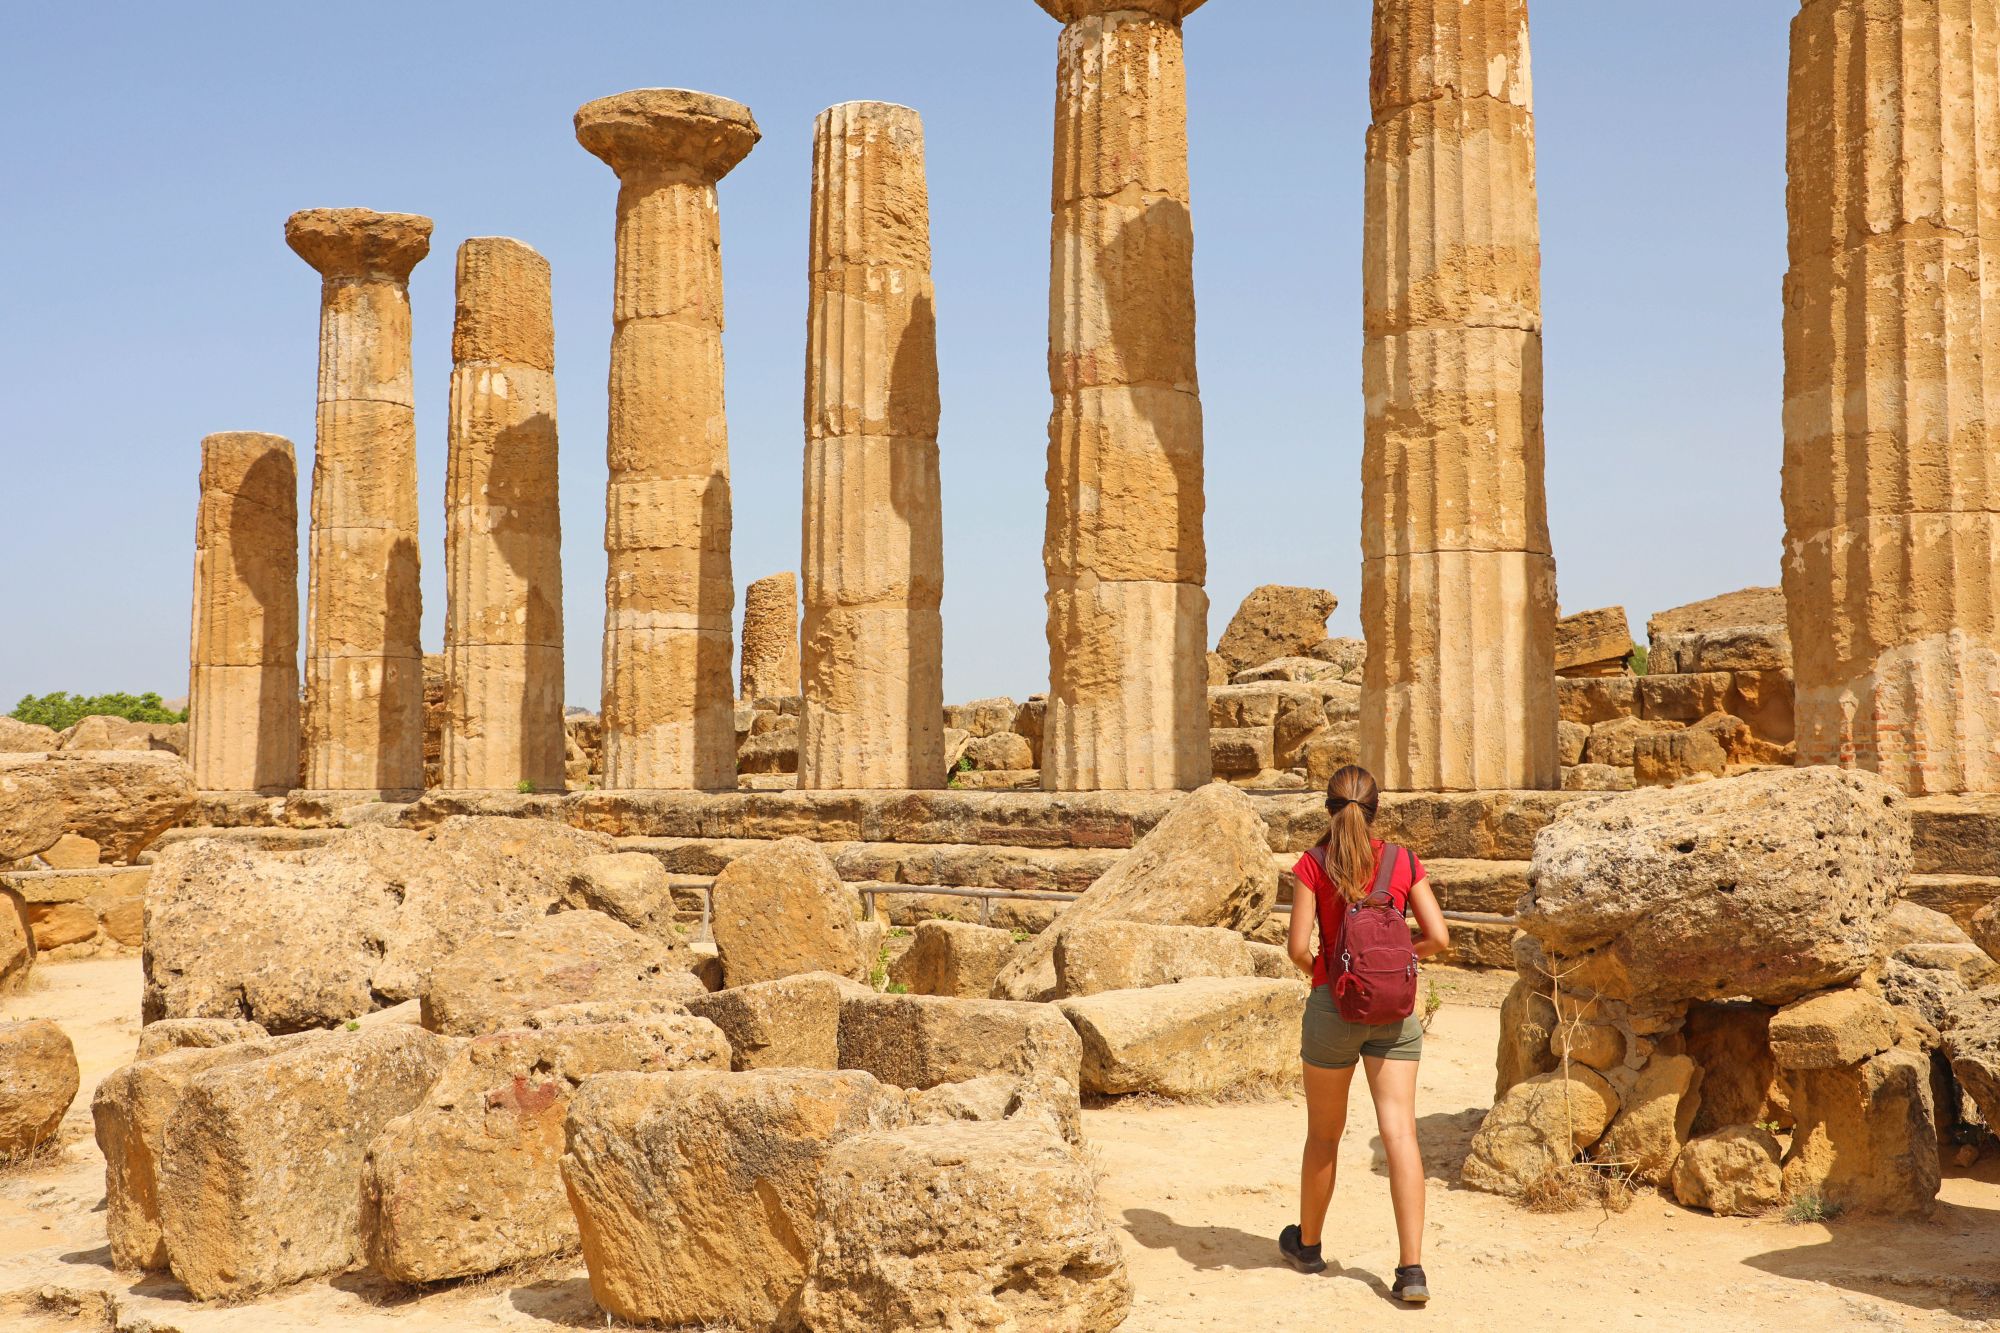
top-left (1294, 838), bottom-right (1425, 990)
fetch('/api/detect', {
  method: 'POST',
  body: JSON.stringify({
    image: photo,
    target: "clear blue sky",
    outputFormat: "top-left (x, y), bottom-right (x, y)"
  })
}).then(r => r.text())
top-left (0, 2), bottom-right (1790, 710)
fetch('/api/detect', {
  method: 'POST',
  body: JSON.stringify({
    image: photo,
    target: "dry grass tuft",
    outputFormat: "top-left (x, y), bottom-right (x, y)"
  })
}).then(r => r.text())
top-left (1520, 1163), bottom-right (1637, 1215)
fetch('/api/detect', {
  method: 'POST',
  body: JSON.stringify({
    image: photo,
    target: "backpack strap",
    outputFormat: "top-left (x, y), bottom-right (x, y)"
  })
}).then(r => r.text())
top-left (1364, 843), bottom-right (1401, 907)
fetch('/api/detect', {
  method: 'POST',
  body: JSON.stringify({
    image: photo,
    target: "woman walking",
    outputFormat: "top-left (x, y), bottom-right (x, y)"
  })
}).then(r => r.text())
top-left (1279, 764), bottom-right (1449, 1304)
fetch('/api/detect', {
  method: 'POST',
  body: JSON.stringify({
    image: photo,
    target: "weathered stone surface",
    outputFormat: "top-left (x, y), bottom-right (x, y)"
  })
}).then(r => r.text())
top-left (1495, 975), bottom-right (1558, 1099)
top-left (362, 1016), bottom-right (728, 1283)
top-left (561, 851), bottom-right (680, 941)
top-left (839, 990), bottom-right (1082, 1090)
top-left (1214, 585), bottom-right (1339, 675)
top-left (888, 920), bottom-right (1019, 999)
top-left (1671, 1124), bottom-right (1784, 1217)
top-left (0, 717), bottom-right (60, 752)
top-left (1520, 768), bottom-right (1909, 1005)
top-left (561, 1068), bottom-right (907, 1329)
top-left (1584, 716), bottom-right (1680, 768)
top-left (0, 1019), bottom-right (77, 1157)
top-left (1973, 898), bottom-right (2000, 964)
top-left (1592, 1054), bottom-right (1701, 1184)
top-left (1556, 606), bottom-right (1632, 674)
top-left (1463, 1067), bottom-right (1619, 1197)
top-left (796, 1119), bottom-right (1132, 1332)
top-left (134, 1017), bottom-right (268, 1061)
top-left (1633, 725), bottom-right (1729, 786)
top-left (1770, 988), bottom-right (1896, 1070)
top-left (1053, 920), bottom-right (1254, 997)
top-left (1781, 1047), bottom-right (1938, 1217)
top-left (144, 817), bottom-right (615, 1031)
top-left (1058, 977), bottom-right (1304, 1098)
top-left (741, 571), bottom-right (801, 703)
top-left (155, 1026), bottom-right (452, 1297)
top-left (1, 890), bottom-right (33, 995)
top-left (1648, 587), bottom-right (1787, 646)
top-left (905, 1068), bottom-right (1085, 1147)
top-left (683, 970), bottom-right (848, 1070)
top-left (1562, 763), bottom-right (1633, 792)
top-left (995, 782), bottom-right (1276, 1001)
top-left (1942, 986), bottom-right (2000, 1133)
top-left (0, 751), bottom-right (194, 864)
top-left (710, 836), bottom-right (865, 986)
top-left (1685, 1003), bottom-right (1788, 1134)
top-left (421, 910), bottom-right (700, 1037)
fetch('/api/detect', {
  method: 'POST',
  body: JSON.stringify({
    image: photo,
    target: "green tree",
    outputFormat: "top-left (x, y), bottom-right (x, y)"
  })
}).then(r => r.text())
top-left (10, 691), bottom-right (187, 731)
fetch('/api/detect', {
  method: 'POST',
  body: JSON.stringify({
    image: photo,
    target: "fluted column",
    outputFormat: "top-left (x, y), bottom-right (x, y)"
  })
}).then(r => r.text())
top-left (741, 570), bottom-right (801, 703)
top-left (576, 89), bottom-right (759, 790)
top-left (188, 432), bottom-right (299, 793)
top-left (441, 237), bottom-right (565, 791)
top-left (799, 101), bottom-right (945, 790)
top-left (1037, 0), bottom-right (1212, 791)
top-left (1783, 0), bottom-right (2000, 793)
top-left (1360, 0), bottom-right (1558, 792)
top-left (286, 208), bottom-right (431, 795)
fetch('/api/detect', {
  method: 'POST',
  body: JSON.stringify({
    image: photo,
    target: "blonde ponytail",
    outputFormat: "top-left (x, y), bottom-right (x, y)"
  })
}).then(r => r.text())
top-left (1322, 764), bottom-right (1382, 904)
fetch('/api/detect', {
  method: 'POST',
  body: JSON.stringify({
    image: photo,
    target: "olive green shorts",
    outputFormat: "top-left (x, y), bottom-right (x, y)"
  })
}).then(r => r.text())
top-left (1300, 984), bottom-right (1424, 1070)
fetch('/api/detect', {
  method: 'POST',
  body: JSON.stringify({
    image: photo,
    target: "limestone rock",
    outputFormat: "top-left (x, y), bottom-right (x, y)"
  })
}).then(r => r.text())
top-left (1058, 977), bottom-right (1305, 1098)
top-left (420, 910), bottom-right (701, 1037)
top-left (740, 571), bottom-right (800, 702)
top-left (1942, 986), bottom-right (2000, 1133)
top-left (1670, 1125), bottom-right (1784, 1217)
top-left (1234, 656), bottom-right (1341, 684)
top-left (683, 970), bottom-right (847, 1070)
top-left (796, 1120), bottom-right (1132, 1332)
top-left (0, 1019), bottom-right (78, 1157)
top-left (905, 1069), bottom-right (1085, 1147)
top-left (1584, 716), bottom-right (1682, 768)
top-left (1520, 767), bottom-right (1908, 1005)
top-left (60, 715), bottom-right (186, 754)
top-left (1781, 1047), bottom-right (1938, 1217)
top-left (710, 836), bottom-right (866, 987)
top-left (1215, 585), bottom-right (1339, 675)
top-left (40, 833), bottom-right (100, 869)
top-left (1592, 1054), bottom-right (1701, 1185)
top-left (1881, 899), bottom-right (1976, 956)
top-left (1053, 920), bottom-right (1255, 997)
top-left (1555, 606), bottom-right (1632, 675)
top-left (1769, 989), bottom-right (1896, 1070)
top-left (1562, 763), bottom-right (1634, 793)
top-left (838, 991), bottom-right (1082, 1090)
top-left (1973, 898), bottom-right (2000, 964)
top-left (1496, 975), bottom-right (1559, 1098)
top-left (963, 731), bottom-right (1035, 771)
top-left (943, 697), bottom-right (1018, 739)
top-left (1556, 719), bottom-right (1589, 767)
top-left (1, 890), bottom-right (32, 996)
top-left (994, 782), bottom-right (1277, 1001)
top-left (155, 1026), bottom-right (453, 1298)
top-left (362, 1016), bottom-right (729, 1283)
top-left (0, 717), bottom-right (60, 752)
top-left (1247, 941), bottom-right (1296, 978)
top-left (888, 920), bottom-right (1019, 999)
top-left (1462, 1068), bottom-right (1619, 1197)
top-left (134, 1018), bottom-right (268, 1060)
top-left (1632, 726), bottom-right (1728, 786)
top-left (1685, 1003), bottom-right (1789, 1134)
top-left (0, 751), bottom-right (194, 863)
top-left (561, 851), bottom-right (681, 941)
top-left (561, 1068), bottom-right (907, 1330)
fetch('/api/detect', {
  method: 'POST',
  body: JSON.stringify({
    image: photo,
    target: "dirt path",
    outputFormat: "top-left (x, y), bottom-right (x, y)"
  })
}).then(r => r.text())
top-left (3, 959), bottom-right (1995, 1331)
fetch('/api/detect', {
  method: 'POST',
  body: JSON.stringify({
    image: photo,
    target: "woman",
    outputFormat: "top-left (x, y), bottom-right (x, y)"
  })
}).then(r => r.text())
top-left (1279, 764), bottom-right (1448, 1305)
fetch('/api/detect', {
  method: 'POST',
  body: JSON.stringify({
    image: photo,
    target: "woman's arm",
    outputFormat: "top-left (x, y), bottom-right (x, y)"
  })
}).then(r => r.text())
top-left (1407, 876), bottom-right (1449, 960)
top-left (1287, 880), bottom-right (1318, 976)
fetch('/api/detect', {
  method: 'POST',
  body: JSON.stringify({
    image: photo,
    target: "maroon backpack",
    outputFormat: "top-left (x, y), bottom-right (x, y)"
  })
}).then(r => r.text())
top-left (1314, 843), bottom-right (1419, 1025)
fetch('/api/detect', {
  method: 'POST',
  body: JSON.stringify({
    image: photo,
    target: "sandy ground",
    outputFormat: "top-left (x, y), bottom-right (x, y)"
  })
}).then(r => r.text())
top-left (2, 959), bottom-right (1996, 1332)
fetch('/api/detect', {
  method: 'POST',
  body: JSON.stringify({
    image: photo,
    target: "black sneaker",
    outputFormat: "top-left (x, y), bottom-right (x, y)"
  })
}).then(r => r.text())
top-left (1392, 1264), bottom-right (1430, 1304)
top-left (1278, 1224), bottom-right (1326, 1274)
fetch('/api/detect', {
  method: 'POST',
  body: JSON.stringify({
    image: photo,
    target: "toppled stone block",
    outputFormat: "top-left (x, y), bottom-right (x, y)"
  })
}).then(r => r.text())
top-left (1555, 606), bottom-right (1632, 675)
top-left (0, 1018), bottom-right (77, 1157)
top-left (1496, 976), bottom-right (1558, 1099)
top-left (561, 1068), bottom-right (908, 1330)
top-left (1208, 726), bottom-right (1273, 777)
top-left (683, 970), bottom-right (849, 1070)
top-left (1592, 1054), bottom-right (1701, 1184)
top-left (1562, 763), bottom-right (1634, 792)
top-left (1633, 726), bottom-right (1728, 786)
top-left (1463, 1068), bottom-right (1618, 1197)
top-left (1053, 920), bottom-right (1255, 997)
top-left (795, 1120), bottom-right (1132, 1332)
top-left (0, 751), bottom-right (194, 863)
top-left (1584, 716), bottom-right (1682, 768)
top-left (1671, 1124), bottom-right (1784, 1216)
top-left (1769, 989), bottom-right (1896, 1070)
top-left (1058, 977), bottom-right (1305, 1098)
top-left (135, 1017), bottom-right (268, 1060)
top-left (839, 991), bottom-right (1082, 1090)
top-left (1943, 985), bottom-right (2000, 1134)
top-left (888, 920), bottom-right (1019, 999)
top-left (1214, 585), bottom-right (1339, 676)
top-left (362, 1016), bottom-right (729, 1283)
top-left (906, 1069), bottom-right (1084, 1146)
top-left (943, 697), bottom-right (1017, 738)
top-left (561, 851), bottom-right (681, 941)
top-left (711, 836), bottom-right (867, 987)
top-left (1781, 1047), bottom-right (1938, 1217)
top-left (420, 910), bottom-right (703, 1037)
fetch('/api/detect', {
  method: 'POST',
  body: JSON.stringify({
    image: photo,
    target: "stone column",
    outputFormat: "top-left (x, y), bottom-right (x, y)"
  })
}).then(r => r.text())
top-left (799, 101), bottom-right (945, 790)
top-left (1036, 0), bottom-right (1211, 791)
top-left (576, 89), bottom-right (758, 790)
top-left (286, 208), bottom-right (431, 795)
top-left (187, 432), bottom-right (299, 793)
top-left (441, 237), bottom-right (565, 792)
top-left (1783, 0), bottom-right (2000, 793)
top-left (741, 571), bottom-right (801, 703)
top-left (1359, 0), bottom-right (1558, 792)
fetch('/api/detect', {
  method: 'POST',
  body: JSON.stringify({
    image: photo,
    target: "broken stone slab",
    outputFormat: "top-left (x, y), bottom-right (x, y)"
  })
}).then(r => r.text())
top-left (560, 851), bottom-right (683, 942)
top-left (1769, 988), bottom-right (1897, 1070)
top-left (1781, 1046), bottom-right (1938, 1217)
top-left (1214, 585), bottom-right (1339, 676)
top-left (0, 751), bottom-right (194, 864)
top-left (887, 919), bottom-right (1019, 999)
top-left (1670, 1124), bottom-right (1784, 1216)
top-left (134, 1017), bottom-right (268, 1060)
top-left (1057, 977), bottom-right (1306, 1098)
top-left (682, 970), bottom-right (851, 1070)
top-left (1052, 920), bottom-right (1256, 997)
top-left (1591, 1054), bottom-right (1701, 1185)
top-left (420, 910), bottom-right (703, 1037)
top-left (838, 991), bottom-right (1082, 1090)
top-left (710, 835), bottom-right (867, 987)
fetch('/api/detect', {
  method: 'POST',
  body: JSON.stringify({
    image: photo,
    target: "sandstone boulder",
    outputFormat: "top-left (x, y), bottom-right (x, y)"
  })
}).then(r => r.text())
top-left (40, 833), bottom-right (101, 869)
top-left (1214, 585), bottom-right (1339, 675)
top-left (710, 836), bottom-right (866, 988)
top-left (0, 1019), bottom-right (78, 1157)
top-left (1584, 716), bottom-right (1681, 768)
top-left (1058, 977), bottom-right (1305, 1098)
top-left (1054, 920), bottom-right (1256, 997)
top-left (1671, 1125), bottom-right (1784, 1217)
top-left (134, 1017), bottom-right (268, 1060)
top-left (1520, 768), bottom-right (1908, 1006)
top-left (906, 1069), bottom-right (1085, 1147)
top-left (994, 782), bottom-right (1278, 1002)
top-left (839, 991), bottom-right (1082, 1090)
top-left (0, 717), bottom-right (60, 752)
top-left (942, 697), bottom-right (1017, 738)
top-left (1684, 1003), bottom-right (1788, 1133)
top-left (0, 888), bottom-right (31, 995)
top-left (1555, 606), bottom-right (1632, 675)
top-left (420, 910), bottom-right (702, 1037)
top-left (1972, 899), bottom-right (2000, 964)
top-left (155, 1026), bottom-right (453, 1298)
top-left (1592, 1054), bottom-right (1701, 1184)
top-left (1234, 656), bottom-right (1341, 684)
top-left (888, 920), bottom-right (1019, 999)
top-left (1632, 727), bottom-right (1728, 786)
top-left (60, 715), bottom-right (186, 754)
top-left (1496, 975), bottom-right (1559, 1099)
top-left (0, 751), bottom-right (194, 863)
top-left (1247, 941), bottom-right (1296, 978)
top-left (1769, 989), bottom-right (1896, 1070)
top-left (1781, 1046), bottom-right (1938, 1217)
top-left (362, 1015), bottom-right (729, 1283)
top-left (796, 1120), bottom-right (1132, 1332)
top-left (683, 970), bottom-right (848, 1070)
top-left (560, 852), bottom-right (681, 941)
top-left (1646, 586), bottom-right (1787, 645)
top-left (561, 1068), bottom-right (908, 1330)
top-left (1942, 986), bottom-right (2000, 1133)
top-left (1462, 1067), bottom-right (1619, 1197)
top-left (963, 732), bottom-right (1034, 771)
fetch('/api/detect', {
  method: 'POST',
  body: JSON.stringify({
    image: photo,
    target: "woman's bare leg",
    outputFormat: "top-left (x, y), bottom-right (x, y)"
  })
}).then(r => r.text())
top-left (1363, 1054), bottom-right (1424, 1266)
top-left (1298, 1061), bottom-right (1355, 1247)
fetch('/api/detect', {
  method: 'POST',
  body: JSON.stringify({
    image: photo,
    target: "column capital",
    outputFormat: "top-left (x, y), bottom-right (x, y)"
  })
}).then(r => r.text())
top-left (285, 208), bottom-right (432, 281)
top-left (1036, 0), bottom-right (1206, 23)
top-left (575, 88), bottom-right (760, 182)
